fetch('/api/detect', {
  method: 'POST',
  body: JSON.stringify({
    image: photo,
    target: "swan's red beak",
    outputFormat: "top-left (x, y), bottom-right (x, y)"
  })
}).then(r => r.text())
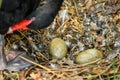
top-left (7, 19), bottom-right (32, 34)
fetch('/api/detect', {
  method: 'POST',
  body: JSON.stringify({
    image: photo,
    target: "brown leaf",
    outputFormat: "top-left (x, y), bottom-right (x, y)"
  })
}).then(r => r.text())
top-left (30, 71), bottom-right (42, 80)
top-left (92, 67), bottom-right (105, 74)
top-left (96, 35), bottom-right (104, 42)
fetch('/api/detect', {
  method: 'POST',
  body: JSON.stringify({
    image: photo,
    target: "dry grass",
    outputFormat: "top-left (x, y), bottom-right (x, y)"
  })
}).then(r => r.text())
top-left (1, 0), bottom-right (120, 80)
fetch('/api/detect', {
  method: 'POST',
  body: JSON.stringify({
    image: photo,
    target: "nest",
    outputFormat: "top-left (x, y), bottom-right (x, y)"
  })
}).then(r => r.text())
top-left (1, 0), bottom-right (120, 80)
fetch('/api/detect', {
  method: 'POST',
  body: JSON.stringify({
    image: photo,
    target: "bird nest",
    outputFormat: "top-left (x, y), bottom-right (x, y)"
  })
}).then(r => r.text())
top-left (1, 0), bottom-right (120, 80)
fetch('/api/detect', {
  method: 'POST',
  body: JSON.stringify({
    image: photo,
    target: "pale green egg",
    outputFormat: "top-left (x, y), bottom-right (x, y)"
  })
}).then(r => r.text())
top-left (50, 38), bottom-right (67, 59)
top-left (76, 49), bottom-right (103, 64)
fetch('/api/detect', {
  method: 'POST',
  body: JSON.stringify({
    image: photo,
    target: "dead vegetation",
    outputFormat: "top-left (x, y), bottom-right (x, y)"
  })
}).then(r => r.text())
top-left (0, 0), bottom-right (120, 80)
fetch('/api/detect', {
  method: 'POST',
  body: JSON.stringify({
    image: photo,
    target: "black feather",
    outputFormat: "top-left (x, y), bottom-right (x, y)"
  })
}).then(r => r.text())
top-left (0, 0), bottom-right (41, 34)
top-left (27, 0), bottom-right (63, 29)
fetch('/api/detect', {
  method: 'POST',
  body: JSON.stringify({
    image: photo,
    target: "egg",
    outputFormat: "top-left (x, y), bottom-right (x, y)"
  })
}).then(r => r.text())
top-left (50, 38), bottom-right (67, 59)
top-left (76, 48), bottom-right (103, 64)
